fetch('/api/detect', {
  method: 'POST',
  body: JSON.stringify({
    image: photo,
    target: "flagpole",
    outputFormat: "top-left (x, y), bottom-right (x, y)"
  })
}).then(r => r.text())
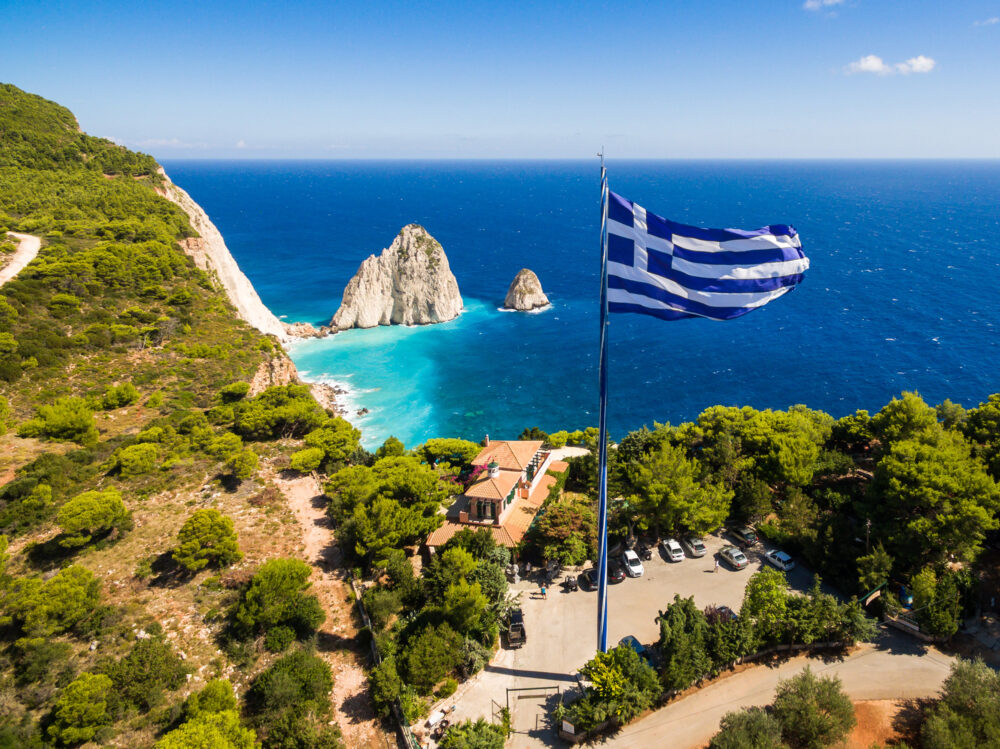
top-left (596, 153), bottom-right (610, 653)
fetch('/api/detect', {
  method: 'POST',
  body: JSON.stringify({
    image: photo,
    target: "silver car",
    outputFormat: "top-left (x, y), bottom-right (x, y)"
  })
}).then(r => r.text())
top-left (681, 536), bottom-right (707, 558)
top-left (764, 549), bottom-right (795, 571)
top-left (719, 545), bottom-right (749, 570)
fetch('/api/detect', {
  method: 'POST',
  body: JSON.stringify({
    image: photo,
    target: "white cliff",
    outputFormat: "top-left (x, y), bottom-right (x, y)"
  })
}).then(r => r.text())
top-left (503, 268), bottom-right (550, 311)
top-left (330, 224), bottom-right (463, 330)
top-left (158, 168), bottom-right (290, 342)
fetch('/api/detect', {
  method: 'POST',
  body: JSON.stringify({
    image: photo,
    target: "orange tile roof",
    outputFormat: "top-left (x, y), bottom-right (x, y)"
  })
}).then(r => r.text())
top-left (427, 521), bottom-right (515, 548)
top-left (549, 460), bottom-right (569, 474)
top-left (465, 470), bottom-right (519, 500)
top-left (473, 440), bottom-right (543, 471)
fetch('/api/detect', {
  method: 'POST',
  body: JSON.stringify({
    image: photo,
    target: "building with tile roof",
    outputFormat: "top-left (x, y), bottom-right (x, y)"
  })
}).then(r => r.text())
top-left (426, 436), bottom-right (568, 550)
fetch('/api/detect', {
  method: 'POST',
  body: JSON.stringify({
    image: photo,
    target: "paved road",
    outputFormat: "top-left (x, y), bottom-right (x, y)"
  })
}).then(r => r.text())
top-left (609, 630), bottom-right (955, 749)
top-left (0, 232), bottom-right (41, 286)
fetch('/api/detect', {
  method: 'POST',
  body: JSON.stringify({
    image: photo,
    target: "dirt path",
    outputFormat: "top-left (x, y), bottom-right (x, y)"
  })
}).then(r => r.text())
top-left (0, 232), bottom-right (41, 286)
top-left (273, 471), bottom-right (390, 749)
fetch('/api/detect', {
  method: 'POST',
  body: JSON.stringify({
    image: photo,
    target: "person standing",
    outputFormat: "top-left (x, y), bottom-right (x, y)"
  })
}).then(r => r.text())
top-left (714, 558), bottom-right (720, 573)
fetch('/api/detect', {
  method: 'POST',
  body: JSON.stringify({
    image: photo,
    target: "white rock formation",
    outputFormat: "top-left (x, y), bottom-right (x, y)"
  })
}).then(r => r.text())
top-left (503, 268), bottom-right (550, 311)
top-left (158, 168), bottom-right (290, 342)
top-left (330, 224), bottom-right (463, 330)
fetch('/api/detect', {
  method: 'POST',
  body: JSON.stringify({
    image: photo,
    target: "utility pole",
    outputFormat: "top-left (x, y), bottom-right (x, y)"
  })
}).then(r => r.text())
top-left (865, 518), bottom-right (871, 554)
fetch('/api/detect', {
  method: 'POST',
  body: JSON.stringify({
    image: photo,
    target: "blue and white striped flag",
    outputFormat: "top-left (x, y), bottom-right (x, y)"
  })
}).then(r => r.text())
top-left (606, 191), bottom-right (809, 321)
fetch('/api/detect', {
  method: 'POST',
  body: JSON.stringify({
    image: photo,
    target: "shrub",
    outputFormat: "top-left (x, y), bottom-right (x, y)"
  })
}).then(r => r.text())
top-left (921, 658), bottom-right (1000, 749)
top-left (0, 394), bottom-right (10, 434)
top-left (264, 625), bottom-right (296, 653)
top-left (246, 650), bottom-right (333, 717)
top-left (403, 622), bottom-right (464, 694)
top-left (233, 385), bottom-right (327, 440)
top-left (156, 710), bottom-right (257, 749)
top-left (114, 442), bottom-right (158, 477)
top-left (375, 436), bottom-right (405, 459)
top-left (46, 672), bottom-right (113, 746)
top-left (57, 488), bottom-right (128, 547)
top-left (225, 448), bottom-right (258, 480)
top-left (17, 397), bottom-right (98, 446)
top-left (8, 564), bottom-right (101, 636)
top-left (370, 656), bottom-right (402, 717)
top-left (181, 678), bottom-right (238, 721)
top-left (290, 446), bottom-right (325, 474)
top-left (233, 558), bottom-right (325, 638)
top-left (709, 707), bottom-right (784, 749)
top-left (219, 381), bottom-right (250, 403)
top-left (101, 382), bottom-right (139, 409)
top-left (440, 718), bottom-right (507, 749)
top-left (103, 636), bottom-right (187, 713)
top-left (771, 667), bottom-right (855, 749)
top-left (173, 509), bottom-right (243, 572)
top-left (436, 677), bottom-right (458, 699)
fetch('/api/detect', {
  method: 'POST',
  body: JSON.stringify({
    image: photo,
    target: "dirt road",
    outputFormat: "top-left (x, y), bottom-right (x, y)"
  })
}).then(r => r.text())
top-left (0, 232), bottom-right (41, 286)
top-left (274, 471), bottom-right (391, 749)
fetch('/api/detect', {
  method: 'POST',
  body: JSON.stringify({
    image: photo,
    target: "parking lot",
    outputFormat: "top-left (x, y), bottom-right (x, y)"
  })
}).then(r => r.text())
top-left (437, 532), bottom-right (820, 747)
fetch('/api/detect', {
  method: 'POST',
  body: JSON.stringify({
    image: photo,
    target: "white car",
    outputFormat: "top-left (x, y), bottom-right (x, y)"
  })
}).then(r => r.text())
top-left (681, 537), bottom-right (707, 558)
top-left (623, 549), bottom-right (644, 577)
top-left (764, 549), bottom-right (796, 572)
top-left (660, 538), bottom-right (684, 562)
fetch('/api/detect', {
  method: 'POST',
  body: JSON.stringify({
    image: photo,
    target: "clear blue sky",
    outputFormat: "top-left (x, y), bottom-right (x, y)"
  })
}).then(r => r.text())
top-left (4, 0), bottom-right (999, 158)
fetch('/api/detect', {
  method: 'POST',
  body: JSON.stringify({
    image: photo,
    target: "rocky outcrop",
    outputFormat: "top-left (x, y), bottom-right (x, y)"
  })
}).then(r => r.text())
top-left (159, 168), bottom-right (290, 342)
top-left (330, 224), bottom-right (462, 330)
top-left (248, 354), bottom-right (299, 396)
top-left (282, 321), bottom-right (332, 338)
top-left (503, 268), bottom-right (549, 311)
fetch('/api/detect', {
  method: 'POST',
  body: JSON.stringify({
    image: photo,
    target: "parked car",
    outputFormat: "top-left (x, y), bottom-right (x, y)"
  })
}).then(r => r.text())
top-left (636, 543), bottom-right (654, 561)
top-left (719, 545), bottom-right (749, 570)
top-left (581, 562), bottom-right (626, 590)
top-left (660, 537), bottom-right (684, 562)
top-left (623, 549), bottom-right (645, 577)
top-left (619, 635), bottom-right (657, 667)
top-left (506, 608), bottom-right (526, 648)
top-left (681, 536), bottom-right (708, 558)
top-left (764, 549), bottom-right (795, 572)
top-left (726, 526), bottom-right (759, 548)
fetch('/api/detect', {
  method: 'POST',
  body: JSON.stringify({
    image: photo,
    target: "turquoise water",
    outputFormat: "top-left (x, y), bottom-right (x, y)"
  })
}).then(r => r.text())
top-left (163, 160), bottom-right (1000, 449)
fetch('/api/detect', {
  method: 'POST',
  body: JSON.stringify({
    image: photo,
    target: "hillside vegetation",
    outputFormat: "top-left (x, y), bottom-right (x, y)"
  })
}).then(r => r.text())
top-left (0, 84), bottom-right (352, 749)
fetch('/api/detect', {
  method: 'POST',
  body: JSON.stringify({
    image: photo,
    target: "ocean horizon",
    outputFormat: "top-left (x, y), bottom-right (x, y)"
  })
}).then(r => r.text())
top-left (162, 159), bottom-right (1000, 449)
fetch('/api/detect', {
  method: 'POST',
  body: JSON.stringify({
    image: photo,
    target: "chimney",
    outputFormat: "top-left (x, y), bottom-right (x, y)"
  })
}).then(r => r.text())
top-left (484, 434), bottom-right (490, 446)
top-left (488, 461), bottom-right (500, 479)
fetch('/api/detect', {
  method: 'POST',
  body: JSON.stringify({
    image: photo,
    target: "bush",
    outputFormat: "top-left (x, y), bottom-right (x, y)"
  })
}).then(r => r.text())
top-left (173, 509), bottom-right (242, 572)
top-left (156, 710), bottom-right (257, 749)
top-left (290, 446), bottom-right (325, 474)
top-left (436, 677), bottom-right (458, 699)
top-left (219, 381), bottom-right (250, 403)
top-left (17, 397), bottom-right (98, 446)
top-left (47, 672), bottom-right (113, 746)
top-left (181, 678), bottom-right (238, 721)
top-left (921, 658), bottom-right (1000, 749)
top-left (233, 558), bottom-right (325, 639)
top-left (7, 564), bottom-right (101, 636)
top-left (709, 707), bottom-right (784, 749)
top-left (246, 650), bottom-right (333, 717)
top-left (440, 718), bottom-right (507, 749)
top-left (225, 448), bottom-right (258, 480)
top-left (103, 636), bottom-right (187, 713)
top-left (101, 382), bottom-right (139, 409)
top-left (403, 622), bottom-right (464, 694)
top-left (370, 656), bottom-right (402, 718)
top-left (233, 385), bottom-right (327, 440)
top-left (771, 667), bottom-right (855, 749)
top-left (114, 442), bottom-right (158, 477)
top-left (56, 488), bottom-right (128, 547)
top-left (264, 625), bottom-right (296, 653)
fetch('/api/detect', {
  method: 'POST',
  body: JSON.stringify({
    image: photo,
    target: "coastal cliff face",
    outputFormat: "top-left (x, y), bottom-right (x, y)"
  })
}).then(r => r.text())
top-left (331, 224), bottom-right (463, 330)
top-left (503, 268), bottom-right (550, 311)
top-left (159, 169), bottom-right (290, 342)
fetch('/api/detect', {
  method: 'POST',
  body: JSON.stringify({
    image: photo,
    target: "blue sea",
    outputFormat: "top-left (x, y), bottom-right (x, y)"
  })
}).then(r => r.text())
top-left (163, 160), bottom-right (1000, 449)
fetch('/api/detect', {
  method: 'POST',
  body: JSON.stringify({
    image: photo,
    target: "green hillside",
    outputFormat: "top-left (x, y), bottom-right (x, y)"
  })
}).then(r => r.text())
top-left (0, 84), bottom-right (355, 749)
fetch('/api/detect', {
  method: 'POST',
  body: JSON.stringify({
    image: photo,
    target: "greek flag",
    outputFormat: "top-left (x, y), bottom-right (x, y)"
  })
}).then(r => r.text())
top-left (606, 191), bottom-right (809, 321)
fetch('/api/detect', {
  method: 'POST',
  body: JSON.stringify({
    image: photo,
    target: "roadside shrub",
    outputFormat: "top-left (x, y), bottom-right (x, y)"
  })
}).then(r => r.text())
top-left (436, 677), bottom-right (458, 699)
top-left (369, 656), bottom-right (402, 718)
top-left (921, 658), bottom-right (1000, 749)
top-left (233, 558), bottom-right (325, 639)
top-left (771, 667), bottom-right (855, 749)
top-left (47, 672), bottom-right (113, 746)
top-left (173, 509), bottom-right (242, 572)
top-left (57, 488), bottom-right (129, 547)
top-left (440, 718), bottom-right (507, 749)
top-left (709, 707), bottom-right (784, 749)
top-left (246, 650), bottom-right (332, 717)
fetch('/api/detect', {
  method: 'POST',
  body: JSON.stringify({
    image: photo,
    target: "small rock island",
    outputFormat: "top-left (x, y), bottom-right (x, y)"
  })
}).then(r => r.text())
top-left (330, 224), bottom-right (463, 330)
top-left (503, 268), bottom-right (550, 311)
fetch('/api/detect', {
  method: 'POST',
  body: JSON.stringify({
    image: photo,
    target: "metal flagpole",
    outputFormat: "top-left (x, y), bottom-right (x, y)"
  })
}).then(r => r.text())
top-left (596, 153), bottom-right (610, 653)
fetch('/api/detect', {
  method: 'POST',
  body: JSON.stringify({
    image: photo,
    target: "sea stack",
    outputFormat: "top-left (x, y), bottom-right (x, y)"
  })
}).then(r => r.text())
top-left (503, 268), bottom-right (550, 311)
top-left (330, 224), bottom-right (463, 330)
